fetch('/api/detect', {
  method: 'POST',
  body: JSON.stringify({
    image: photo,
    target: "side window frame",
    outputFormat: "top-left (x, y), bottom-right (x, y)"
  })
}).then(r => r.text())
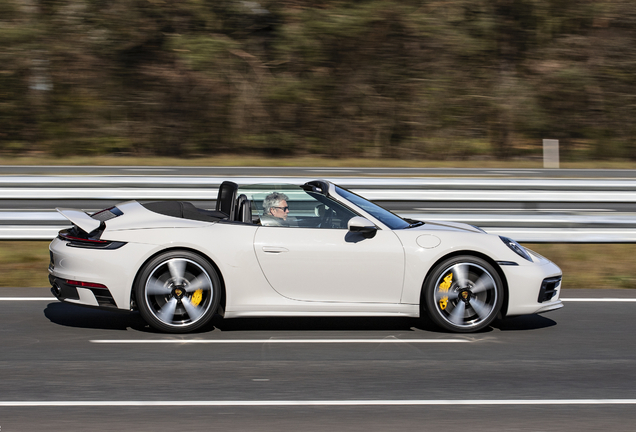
top-left (247, 187), bottom-right (359, 229)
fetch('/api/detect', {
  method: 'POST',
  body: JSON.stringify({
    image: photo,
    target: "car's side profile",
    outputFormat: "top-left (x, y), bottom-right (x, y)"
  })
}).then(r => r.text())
top-left (49, 180), bottom-right (563, 333)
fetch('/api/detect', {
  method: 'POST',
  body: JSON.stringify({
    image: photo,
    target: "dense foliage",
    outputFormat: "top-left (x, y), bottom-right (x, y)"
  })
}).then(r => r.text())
top-left (1, 0), bottom-right (635, 160)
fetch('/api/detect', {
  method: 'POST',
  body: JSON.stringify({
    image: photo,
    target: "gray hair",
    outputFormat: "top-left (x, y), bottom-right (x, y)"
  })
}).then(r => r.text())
top-left (263, 192), bottom-right (289, 215)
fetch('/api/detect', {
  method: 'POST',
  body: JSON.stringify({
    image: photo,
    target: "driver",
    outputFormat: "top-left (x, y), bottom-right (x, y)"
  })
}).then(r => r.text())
top-left (261, 192), bottom-right (291, 226)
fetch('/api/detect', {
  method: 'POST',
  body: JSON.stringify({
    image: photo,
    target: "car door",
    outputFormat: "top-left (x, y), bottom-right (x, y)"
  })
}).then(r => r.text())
top-left (254, 227), bottom-right (405, 303)
top-left (252, 188), bottom-right (405, 303)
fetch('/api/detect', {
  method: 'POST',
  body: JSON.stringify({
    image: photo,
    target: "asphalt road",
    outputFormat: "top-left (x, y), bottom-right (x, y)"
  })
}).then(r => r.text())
top-left (1, 288), bottom-right (635, 431)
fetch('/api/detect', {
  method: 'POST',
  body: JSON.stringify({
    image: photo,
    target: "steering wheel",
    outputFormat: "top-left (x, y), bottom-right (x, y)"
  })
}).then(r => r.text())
top-left (323, 207), bottom-right (334, 228)
top-left (316, 204), bottom-right (334, 228)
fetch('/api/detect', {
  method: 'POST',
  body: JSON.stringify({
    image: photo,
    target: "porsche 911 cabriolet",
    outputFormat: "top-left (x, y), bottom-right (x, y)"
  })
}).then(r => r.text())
top-left (49, 180), bottom-right (562, 333)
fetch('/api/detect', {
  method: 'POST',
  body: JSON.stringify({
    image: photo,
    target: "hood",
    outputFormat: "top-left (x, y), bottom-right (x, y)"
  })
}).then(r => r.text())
top-left (412, 220), bottom-right (485, 234)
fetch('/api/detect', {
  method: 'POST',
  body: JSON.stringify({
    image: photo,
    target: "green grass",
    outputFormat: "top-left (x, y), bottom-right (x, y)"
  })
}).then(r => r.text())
top-left (0, 241), bottom-right (51, 288)
top-left (5, 241), bottom-right (635, 289)
top-left (526, 243), bottom-right (636, 290)
top-left (1, 154), bottom-right (636, 169)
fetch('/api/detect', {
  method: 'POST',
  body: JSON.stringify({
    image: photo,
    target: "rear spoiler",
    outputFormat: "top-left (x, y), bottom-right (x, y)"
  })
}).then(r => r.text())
top-left (56, 208), bottom-right (101, 234)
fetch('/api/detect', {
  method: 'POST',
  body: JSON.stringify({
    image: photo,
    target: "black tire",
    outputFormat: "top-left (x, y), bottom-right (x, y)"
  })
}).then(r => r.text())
top-left (423, 255), bottom-right (503, 333)
top-left (136, 250), bottom-right (220, 333)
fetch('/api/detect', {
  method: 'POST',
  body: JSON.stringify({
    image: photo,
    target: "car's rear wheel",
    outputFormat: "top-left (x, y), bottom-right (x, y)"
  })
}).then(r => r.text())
top-left (423, 255), bottom-right (503, 333)
top-left (136, 251), bottom-right (220, 333)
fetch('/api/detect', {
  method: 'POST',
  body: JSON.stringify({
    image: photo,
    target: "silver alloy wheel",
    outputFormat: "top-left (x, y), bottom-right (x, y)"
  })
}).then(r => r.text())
top-left (431, 261), bottom-right (499, 331)
top-left (143, 257), bottom-right (214, 328)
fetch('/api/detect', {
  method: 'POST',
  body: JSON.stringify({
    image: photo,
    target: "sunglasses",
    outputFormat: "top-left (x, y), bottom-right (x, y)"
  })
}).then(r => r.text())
top-left (272, 206), bottom-right (289, 212)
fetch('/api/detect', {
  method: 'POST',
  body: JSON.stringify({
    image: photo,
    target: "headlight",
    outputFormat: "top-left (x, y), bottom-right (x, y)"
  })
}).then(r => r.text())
top-left (499, 236), bottom-right (532, 262)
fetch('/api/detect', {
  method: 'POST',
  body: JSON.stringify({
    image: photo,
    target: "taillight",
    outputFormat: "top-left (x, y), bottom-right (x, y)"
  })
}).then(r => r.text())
top-left (57, 228), bottom-right (126, 250)
top-left (58, 231), bottom-right (110, 244)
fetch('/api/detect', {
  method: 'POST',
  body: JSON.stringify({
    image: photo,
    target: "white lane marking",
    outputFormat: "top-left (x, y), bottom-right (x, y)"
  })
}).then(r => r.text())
top-left (90, 339), bottom-right (470, 344)
top-left (561, 298), bottom-right (636, 302)
top-left (0, 297), bottom-right (55, 301)
top-left (0, 399), bottom-right (636, 407)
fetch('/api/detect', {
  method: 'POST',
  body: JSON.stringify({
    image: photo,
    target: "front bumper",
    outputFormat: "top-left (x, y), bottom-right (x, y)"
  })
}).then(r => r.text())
top-left (501, 259), bottom-right (563, 317)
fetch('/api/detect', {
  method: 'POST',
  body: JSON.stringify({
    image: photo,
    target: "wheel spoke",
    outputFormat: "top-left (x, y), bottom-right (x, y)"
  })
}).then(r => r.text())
top-left (181, 297), bottom-right (205, 321)
top-left (436, 290), bottom-right (459, 301)
top-left (167, 259), bottom-right (186, 282)
top-left (471, 273), bottom-right (495, 294)
top-left (185, 274), bottom-right (212, 293)
top-left (469, 297), bottom-right (492, 320)
top-left (452, 264), bottom-right (469, 288)
top-left (157, 298), bottom-right (178, 323)
top-left (146, 277), bottom-right (170, 296)
top-left (448, 300), bottom-right (466, 325)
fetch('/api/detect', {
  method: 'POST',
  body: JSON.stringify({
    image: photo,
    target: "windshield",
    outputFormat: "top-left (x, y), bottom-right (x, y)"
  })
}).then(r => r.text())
top-left (238, 184), bottom-right (358, 229)
top-left (335, 186), bottom-right (410, 230)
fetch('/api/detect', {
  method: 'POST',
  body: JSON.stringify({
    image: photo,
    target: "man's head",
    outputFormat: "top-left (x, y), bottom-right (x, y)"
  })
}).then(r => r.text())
top-left (263, 192), bottom-right (289, 220)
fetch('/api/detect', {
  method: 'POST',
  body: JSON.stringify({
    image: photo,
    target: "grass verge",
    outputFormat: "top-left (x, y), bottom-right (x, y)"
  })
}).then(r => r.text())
top-left (1, 154), bottom-right (636, 169)
top-left (3, 241), bottom-right (634, 290)
top-left (1, 241), bottom-right (52, 288)
top-left (526, 243), bottom-right (636, 290)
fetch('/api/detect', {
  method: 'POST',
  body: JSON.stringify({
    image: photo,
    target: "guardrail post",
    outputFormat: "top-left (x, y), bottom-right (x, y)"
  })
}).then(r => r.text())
top-left (543, 139), bottom-right (560, 169)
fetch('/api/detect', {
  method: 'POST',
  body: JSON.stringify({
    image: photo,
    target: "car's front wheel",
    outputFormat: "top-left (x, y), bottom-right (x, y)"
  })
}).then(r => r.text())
top-left (423, 255), bottom-right (503, 333)
top-left (136, 251), bottom-right (220, 333)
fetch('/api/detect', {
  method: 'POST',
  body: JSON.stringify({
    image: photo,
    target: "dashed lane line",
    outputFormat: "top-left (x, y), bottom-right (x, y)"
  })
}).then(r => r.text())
top-left (561, 298), bottom-right (636, 302)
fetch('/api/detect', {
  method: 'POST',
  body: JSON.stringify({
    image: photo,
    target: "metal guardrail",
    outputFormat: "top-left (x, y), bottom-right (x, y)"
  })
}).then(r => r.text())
top-left (1, 176), bottom-right (635, 242)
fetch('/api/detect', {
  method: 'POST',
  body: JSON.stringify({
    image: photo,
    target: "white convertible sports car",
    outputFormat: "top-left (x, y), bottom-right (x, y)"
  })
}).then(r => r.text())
top-left (49, 180), bottom-right (562, 333)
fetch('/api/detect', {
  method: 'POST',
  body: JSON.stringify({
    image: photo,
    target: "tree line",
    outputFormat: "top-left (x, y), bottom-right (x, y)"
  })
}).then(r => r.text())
top-left (1, 0), bottom-right (635, 160)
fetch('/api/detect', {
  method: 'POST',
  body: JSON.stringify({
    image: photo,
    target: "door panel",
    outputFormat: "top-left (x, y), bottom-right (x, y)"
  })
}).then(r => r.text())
top-left (254, 226), bottom-right (405, 303)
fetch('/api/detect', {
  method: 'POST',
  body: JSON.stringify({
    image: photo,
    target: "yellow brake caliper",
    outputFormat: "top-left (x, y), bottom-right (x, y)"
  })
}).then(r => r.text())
top-left (191, 289), bottom-right (203, 307)
top-left (438, 273), bottom-right (453, 310)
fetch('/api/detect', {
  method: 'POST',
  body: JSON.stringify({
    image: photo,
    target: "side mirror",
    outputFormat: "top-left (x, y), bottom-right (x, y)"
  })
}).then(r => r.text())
top-left (348, 216), bottom-right (377, 238)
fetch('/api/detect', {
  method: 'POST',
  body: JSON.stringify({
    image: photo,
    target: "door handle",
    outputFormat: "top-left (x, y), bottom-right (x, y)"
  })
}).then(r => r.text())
top-left (262, 246), bottom-right (289, 254)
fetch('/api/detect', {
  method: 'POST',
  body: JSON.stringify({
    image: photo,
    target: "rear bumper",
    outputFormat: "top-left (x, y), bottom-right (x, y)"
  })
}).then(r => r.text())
top-left (49, 275), bottom-right (118, 309)
top-left (49, 236), bottom-right (157, 310)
